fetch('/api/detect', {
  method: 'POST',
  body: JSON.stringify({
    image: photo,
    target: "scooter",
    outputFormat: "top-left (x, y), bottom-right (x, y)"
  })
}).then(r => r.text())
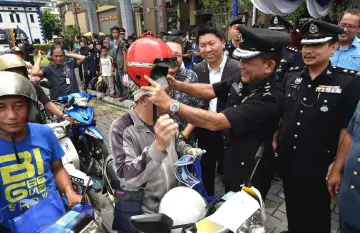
top-left (129, 144), bottom-right (267, 233)
top-left (53, 93), bottom-right (109, 174)
top-left (47, 120), bottom-right (102, 211)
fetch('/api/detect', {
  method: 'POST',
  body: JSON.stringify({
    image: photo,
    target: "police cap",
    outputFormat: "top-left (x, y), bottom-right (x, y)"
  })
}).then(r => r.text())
top-left (229, 14), bottom-right (247, 26)
top-left (119, 27), bottom-right (126, 33)
top-left (269, 15), bottom-right (293, 31)
top-left (233, 25), bottom-right (291, 59)
top-left (87, 40), bottom-right (94, 45)
top-left (300, 19), bottom-right (343, 44)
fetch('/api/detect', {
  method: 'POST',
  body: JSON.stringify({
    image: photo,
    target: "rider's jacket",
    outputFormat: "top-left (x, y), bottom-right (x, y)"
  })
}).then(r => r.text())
top-left (0, 123), bottom-right (64, 228)
top-left (110, 107), bottom-right (192, 214)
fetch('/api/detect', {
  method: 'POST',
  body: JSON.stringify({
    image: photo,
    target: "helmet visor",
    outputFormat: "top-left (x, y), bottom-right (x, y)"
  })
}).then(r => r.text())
top-left (154, 57), bottom-right (177, 68)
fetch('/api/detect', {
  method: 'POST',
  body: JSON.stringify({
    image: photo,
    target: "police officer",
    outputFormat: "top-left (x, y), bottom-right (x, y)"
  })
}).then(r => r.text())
top-left (83, 41), bottom-right (98, 91)
top-left (327, 101), bottom-right (360, 232)
top-left (224, 15), bottom-right (247, 59)
top-left (142, 25), bottom-right (290, 198)
top-left (269, 15), bottom-right (304, 82)
top-left (277, 20), bottom-right (360, 232)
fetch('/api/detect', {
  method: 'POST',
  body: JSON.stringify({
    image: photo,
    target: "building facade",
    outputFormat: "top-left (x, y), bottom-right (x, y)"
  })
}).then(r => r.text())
top-left (38, 0), bottom-right (59, 17)
top-left (0, 0), bottom-right (46, 44)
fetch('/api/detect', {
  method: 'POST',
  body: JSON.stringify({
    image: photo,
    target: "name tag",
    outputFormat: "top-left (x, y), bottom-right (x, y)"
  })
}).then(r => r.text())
top-left (315, 85), bottom-right (342, 94)
top-left (66, 78), bottom-right (70, 85)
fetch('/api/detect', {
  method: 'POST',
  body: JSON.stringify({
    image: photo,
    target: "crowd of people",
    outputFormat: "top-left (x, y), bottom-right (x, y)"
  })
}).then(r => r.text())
top-left (0, 6), bottom-right (359, 233)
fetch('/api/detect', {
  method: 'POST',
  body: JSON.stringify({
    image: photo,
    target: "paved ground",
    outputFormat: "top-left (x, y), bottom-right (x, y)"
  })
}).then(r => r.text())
top-left (62, 68), bottom-right (342, 232)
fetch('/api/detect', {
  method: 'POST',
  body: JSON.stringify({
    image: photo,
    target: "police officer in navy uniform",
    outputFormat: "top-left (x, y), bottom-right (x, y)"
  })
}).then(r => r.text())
top-left (277, 19), bottom-right (360, 232)
top-left (269, 15), bottom-right (304, 82)
top-left (142, 25), bottom-right (290, 198)
top-left (224, 15), bottom-right (247, 59)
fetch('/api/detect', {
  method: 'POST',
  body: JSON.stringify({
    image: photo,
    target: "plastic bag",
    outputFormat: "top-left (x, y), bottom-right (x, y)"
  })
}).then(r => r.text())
top-left (122, 73), bottom-right (130, 87)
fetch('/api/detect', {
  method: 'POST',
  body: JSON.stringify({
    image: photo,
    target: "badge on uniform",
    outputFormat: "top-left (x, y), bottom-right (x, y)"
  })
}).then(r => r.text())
top-left (231, 82), bottom-right (243, 94)
top-left (320, 105), bottom-right (329, 112)
top-left (294, 77), bottom-right (302, 85)
top-left (315, 85), bottom-right (342, 94)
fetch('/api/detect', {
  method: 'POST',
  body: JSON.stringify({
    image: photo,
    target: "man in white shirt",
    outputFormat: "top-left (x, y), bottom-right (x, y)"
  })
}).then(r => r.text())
top-left (192, 22), bottom-right (239, 195)
top-left (100, 46), bottom-right (115, 96)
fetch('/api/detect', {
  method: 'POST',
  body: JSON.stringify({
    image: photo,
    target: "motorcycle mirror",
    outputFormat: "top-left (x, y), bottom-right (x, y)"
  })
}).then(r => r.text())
top-left (130, 213), bottom-right (173, 233)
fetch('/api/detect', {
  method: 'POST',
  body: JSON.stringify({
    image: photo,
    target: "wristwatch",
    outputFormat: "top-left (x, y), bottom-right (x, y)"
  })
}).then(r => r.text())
top-left (170, 101), bottom-right (180, 114)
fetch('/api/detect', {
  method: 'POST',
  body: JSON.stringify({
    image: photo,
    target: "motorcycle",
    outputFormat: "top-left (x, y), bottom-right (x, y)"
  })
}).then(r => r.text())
top-left (53, 93), bottom-right (109, 175)
top-left (47, 120), bottom-right (102, 211)
top-left (128, 144), bottom-right (267, 233)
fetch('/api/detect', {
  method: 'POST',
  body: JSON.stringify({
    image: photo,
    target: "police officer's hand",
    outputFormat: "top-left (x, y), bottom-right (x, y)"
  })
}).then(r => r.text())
top-left (154, 114), bottom-right (179, 152)
top-left (327, 171), bottom-right (342, 199)
top-left (142, 75), bottom-right (173, 110)
top-left (166, 75), bottom-right (179, 90)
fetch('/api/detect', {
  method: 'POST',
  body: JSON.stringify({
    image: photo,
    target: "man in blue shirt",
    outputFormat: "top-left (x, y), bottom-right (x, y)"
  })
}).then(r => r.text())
top-left (327, 99), bottom-right (360, 232)
top-left (0, 72), bottom-right (81, 231)
top-left (330, 9), bottom-right (360, 72)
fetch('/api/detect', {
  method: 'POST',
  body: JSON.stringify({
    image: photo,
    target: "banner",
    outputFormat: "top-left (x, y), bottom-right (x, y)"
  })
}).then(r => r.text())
top-left (251, 0), bottom-right (333, 18)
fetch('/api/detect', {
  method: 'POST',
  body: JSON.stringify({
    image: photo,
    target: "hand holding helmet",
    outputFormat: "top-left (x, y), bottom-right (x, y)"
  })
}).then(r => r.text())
top-left (142, 75), bottom-right (174, 110)
top-left (154, 114), bottom-right (179, 152)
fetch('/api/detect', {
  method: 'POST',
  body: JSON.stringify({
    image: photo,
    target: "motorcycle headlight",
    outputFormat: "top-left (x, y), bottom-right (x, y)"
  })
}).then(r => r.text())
top-left (75, 97), bottom-right (88, 107)
top-left (237, 206), bottom-right (266, 233)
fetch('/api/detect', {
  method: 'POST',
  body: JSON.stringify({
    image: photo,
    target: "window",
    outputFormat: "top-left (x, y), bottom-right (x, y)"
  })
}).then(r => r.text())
top-left (0, 14), bottom-right (2, 23)
top-left (30, 14), bottom-right (34, 23)
top-left (16, 14), bottom-right (20, 23)
top-left (10, 14), bottom-right (14, 23)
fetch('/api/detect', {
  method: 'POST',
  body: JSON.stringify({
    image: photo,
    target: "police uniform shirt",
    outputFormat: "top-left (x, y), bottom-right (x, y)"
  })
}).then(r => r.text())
top-left (277, 46), bottom-right (304, 82)
top-left (224, 40), bottom-right (237, 59)
top-left (212, 71), bottom-right (284, 194)
top-left (280, 65), bottom-right (360, 178)
top-left (338, 101), bottom-right (360, 230)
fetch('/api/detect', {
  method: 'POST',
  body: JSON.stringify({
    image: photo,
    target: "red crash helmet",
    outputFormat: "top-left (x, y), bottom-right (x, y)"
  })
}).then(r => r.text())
top-left (126, 37), bottom-right (177, 87)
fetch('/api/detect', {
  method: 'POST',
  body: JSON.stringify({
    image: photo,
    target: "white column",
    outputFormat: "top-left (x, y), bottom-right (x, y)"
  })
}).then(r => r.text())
top-left (119, 0), bottom-right (134, 36)
top-left (86, 0), bottom-right (99, 33)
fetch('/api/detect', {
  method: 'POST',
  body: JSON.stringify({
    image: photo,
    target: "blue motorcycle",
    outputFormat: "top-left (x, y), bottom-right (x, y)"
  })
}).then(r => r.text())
top-left (54, 93), bottom-right (109, 174)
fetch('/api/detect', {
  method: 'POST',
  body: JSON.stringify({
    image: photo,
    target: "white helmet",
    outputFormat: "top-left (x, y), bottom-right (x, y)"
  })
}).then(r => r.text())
top-left (159, 186), bottom-right (207, 232)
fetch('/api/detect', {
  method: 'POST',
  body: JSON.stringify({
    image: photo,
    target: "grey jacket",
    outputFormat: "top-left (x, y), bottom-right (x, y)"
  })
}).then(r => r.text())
top-left (109, 107), bottom-right (192, 214)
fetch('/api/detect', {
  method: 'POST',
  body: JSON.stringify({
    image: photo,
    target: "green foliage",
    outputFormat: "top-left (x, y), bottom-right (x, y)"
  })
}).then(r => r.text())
top-left (330, 0), bottom-right (354, 21)
top-left (287, 1), bottom-right (309, 22)
top-left (19, 43), bottom-right (53, 53)
top-left (202, 0), bottom-right (253, 26)
top-left (64, 26), bottom-right (81, 46)
top-left (40, 10), bottom-right (62, 41)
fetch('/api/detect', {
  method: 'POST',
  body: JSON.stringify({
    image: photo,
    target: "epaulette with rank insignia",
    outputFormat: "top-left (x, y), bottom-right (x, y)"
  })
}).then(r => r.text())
top-left (332, 66), bottom-right (358, 76)
top-left (287, 66), bottom-right (303, 72)
top-left (286, 46), bottom-right (299, 53)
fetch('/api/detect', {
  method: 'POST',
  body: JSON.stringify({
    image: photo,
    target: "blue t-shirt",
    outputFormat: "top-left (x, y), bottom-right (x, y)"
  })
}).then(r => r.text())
top-left (0, 123), bottom-right (64, 227)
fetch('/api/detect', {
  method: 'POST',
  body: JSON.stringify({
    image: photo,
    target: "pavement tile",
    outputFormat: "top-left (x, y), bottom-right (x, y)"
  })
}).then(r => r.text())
top-left (278, 201), bottom-right (286, 213)
top-left (273, 210), bottom-right (287, 222)
top-left (265, 200), bottom-right (280, 215)
top-left (331, 211), bottom-right (339, 222)
top-left (266, 193), bottom-right (284, 204)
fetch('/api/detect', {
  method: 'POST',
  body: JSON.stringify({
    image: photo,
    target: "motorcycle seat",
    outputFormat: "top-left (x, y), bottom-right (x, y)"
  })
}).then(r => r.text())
top-left (104, 155), bottom-right (122, 191)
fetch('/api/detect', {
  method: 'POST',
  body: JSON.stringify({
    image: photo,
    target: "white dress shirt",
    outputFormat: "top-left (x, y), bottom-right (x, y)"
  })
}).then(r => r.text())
top-left (208, 55), bottom-right (227, 112)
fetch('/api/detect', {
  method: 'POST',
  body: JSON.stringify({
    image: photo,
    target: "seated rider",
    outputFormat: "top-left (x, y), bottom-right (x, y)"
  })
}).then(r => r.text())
top-left (110, 38), bottom-right (201, 214)
top-left (0, 72), bottom-right (81, 232)
top-left (0, 54), bottom-right (76, 124)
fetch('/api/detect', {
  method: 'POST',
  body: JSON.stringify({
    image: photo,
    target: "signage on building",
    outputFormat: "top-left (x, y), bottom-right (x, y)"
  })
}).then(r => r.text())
top-left (100, 15), bottom-right (118, 22)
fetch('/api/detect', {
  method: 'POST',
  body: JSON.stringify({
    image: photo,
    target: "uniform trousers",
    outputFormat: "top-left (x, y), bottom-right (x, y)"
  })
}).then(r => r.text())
top-left (282, 176), bottom-right (331, 232)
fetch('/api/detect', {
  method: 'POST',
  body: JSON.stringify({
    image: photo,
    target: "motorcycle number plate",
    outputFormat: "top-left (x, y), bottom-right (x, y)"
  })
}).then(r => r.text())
top-left (70, 175), bottom-right (85, 186)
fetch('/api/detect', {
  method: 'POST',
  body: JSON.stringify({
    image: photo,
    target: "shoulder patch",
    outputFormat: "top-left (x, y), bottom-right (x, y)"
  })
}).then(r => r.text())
top-left (332, 66), bottom-right (358, 76)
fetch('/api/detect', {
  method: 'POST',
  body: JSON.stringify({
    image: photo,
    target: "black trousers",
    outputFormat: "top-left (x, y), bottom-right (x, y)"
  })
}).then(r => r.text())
top-left (78, 64), bottom-right (84, 81)
top-left (197, 129), bottom-right (224, 196)
top-left (84, 71), bottom-right (96, 90)
top-left (282, 176), bottom-right (331, 232)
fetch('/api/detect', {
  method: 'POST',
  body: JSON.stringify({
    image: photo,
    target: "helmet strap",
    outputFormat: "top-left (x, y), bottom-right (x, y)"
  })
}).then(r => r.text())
top-left (11, 134), bottom-right (22, 164)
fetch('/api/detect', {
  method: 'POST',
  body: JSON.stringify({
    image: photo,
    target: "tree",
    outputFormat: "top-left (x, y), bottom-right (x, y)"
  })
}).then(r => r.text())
top-left (202, 0), bottom-right (253, 26)
top-left (40, 10), bottom-right (62, 41)
top-left (287, 1), bottom-right (309, 23)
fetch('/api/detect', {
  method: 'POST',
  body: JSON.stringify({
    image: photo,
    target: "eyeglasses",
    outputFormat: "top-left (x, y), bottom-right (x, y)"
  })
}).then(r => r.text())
top-left (339, 23), bottom-right (359, 31)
